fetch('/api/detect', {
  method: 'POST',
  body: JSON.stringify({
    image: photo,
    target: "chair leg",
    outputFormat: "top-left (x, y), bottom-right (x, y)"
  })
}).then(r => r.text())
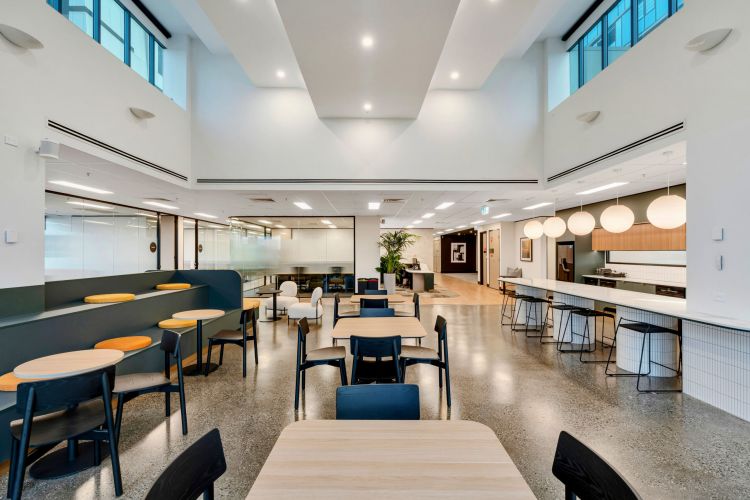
top-left (165, 389), bottom-right (171, 417)
top-left (253, 334), bottom-right (259, 365)
top-left (205, 341), bottom-right (214, 377)
top-left (219, 344), bottom-right (225, 366)
top-left (302, 368), bottom-right (306, 390)
top-left (10, 429), bottom-right (29, 500)
top-left (444, 362), bottom-right (452, 408)
top-left (178, 384), bottom-right (188, 435)
top-left (294, 364), bottom-right (302, 410)
top-left (104, 404), bottom-right (123, 496)
top-left (242, 337), bottom-right (247, 378)
top-left (114, 393), bottom-right (125, 446)
top-left (7, 437), bottom-right (18, 499)
top-left (339, 360), bottom-right (348, 385)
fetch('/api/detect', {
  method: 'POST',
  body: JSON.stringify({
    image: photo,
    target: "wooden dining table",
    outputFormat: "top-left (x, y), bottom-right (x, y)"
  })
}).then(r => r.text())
top-left (331, 316), bottom-right (428, 340)
top-left (246, 420), bottom-right (535, 499)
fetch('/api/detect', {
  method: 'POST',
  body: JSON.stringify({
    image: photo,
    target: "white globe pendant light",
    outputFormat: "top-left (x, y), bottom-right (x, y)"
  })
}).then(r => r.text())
top-left (600, 203), bottom-right (635, 233)
top-left (647, 194), bottom-right (686, 229)
top-left (524, 220), bottom-right (544, 239)
top-left (567, 210), bottom-right (595, 236)
top-left (543, 216), bottom-right (567, 238)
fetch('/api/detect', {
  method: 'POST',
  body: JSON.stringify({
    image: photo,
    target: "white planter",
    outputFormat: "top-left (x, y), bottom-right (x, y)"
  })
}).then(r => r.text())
top-left (383, 273), bottom-right (396, 294)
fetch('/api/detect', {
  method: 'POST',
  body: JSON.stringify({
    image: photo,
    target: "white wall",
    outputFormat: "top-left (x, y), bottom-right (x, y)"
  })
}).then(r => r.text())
top-left (380, 228), bottom-right (434, 271)
top-left (354, 216), bottom-right (380, 281)
top-left (190, 39), bottom-right (544, 181)
top-left (544, 0), bottom-right (750, 318)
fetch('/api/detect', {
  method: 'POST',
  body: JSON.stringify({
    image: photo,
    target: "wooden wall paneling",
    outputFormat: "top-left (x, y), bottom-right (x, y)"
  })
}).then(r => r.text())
top-left (592, 223), bottom-right (686, 251)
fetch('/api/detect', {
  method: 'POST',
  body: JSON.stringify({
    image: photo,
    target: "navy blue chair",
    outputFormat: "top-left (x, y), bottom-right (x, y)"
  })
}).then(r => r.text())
top-left (360, 298), bottom-right (388, 309)
top-left (350, 335), bottom-right (402, 384)
top-left (145, 428), bottom-right (227, 500)
top-left (333, 293), bottom-right (358, 327)
top-left (295, 318), bottom-right (347, 410)
top-left (359, 308), bottom-right (395, 318)
top-left (336, 384), bottom-right (420, 420)
top-left (401, 315), bottom-right (452, 407)
top-left (395, 292), bottom-right (420, 320)
top-left (552, 431), bottom-right (641, 500)
top-left (365, 289), bottom-right (388, 295)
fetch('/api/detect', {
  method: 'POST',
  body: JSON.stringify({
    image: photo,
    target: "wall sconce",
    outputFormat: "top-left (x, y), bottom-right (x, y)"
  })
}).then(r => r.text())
top-left (129, 107), bottom-right (156, 120)
top-left (685, 28), bottom-right (732, 52)
top-left (0, 24), bottom-right (44, 49)
top-left (576, 111), bottom-right (600, 123)
top-left (37, 139), bottom-right (60, 160)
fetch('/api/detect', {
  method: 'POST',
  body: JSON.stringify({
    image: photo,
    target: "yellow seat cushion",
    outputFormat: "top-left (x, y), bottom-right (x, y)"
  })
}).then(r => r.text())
top-left (243, 298), bottom-right (262, 310)
top-left (84, 293), bottom-right (135, 304)
top-left (0, 372), bottom-right (39, 392)
top-left (156, 283), bottom-right (191, 291)
top-left (94, 336), bottom-right (152, 352)
top-left (158, 318), bottom-right (197, 329)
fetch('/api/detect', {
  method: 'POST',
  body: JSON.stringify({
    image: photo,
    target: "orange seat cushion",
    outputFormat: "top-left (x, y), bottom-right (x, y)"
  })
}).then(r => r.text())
top-left (94, 336), bottom-right (152, 352)
top-left (84, 293), bottom-right (135, 304)
top-left (243, 298), bottom-right (262, 310)
top-left (158, 318), bottom-right (197, 329)
top-left (156, 283), bottom-right (191, 291)
top-left (0, 372), bottom-right (39, 392)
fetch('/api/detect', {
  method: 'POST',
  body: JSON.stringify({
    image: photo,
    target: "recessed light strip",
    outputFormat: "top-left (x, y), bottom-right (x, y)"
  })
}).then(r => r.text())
top-left (49, 180), bottom-right (112, 195)
top-left (435, 202), bottom-right (454, 210)
top-left (523, 202), bottom-right (552, 210)
top-left (576, 181), bottom-right (629, 195)
top-left (143, 200), bottom-right (179, 210)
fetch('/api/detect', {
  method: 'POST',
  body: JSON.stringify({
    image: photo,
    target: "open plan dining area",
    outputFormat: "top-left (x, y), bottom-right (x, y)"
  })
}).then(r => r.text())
top-left (2, 0), bottom-right (750, 498)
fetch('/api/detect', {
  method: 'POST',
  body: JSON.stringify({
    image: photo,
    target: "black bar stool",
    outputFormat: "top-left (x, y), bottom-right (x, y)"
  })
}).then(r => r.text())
top-left (513, 296), bottom-right (552, 338)
top-left (605, 318), bottom-right (682, 393)
top-left (545, 303), bottom-right (582, 345)
top-left (568, 308), bottom-right (616, 362)
top-left (500, 289), bottom-right (519, 325)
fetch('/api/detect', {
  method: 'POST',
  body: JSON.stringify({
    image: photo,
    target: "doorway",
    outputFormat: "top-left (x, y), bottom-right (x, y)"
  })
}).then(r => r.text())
top-left (488, 229), bottom-right (500, 289)
top-left (556, 241), bottom-right (575, 282)
top-left (479, 232), bottom-right (487, 285)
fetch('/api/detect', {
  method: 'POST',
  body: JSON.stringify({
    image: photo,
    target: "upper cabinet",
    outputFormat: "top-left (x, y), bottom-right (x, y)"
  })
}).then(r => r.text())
top-left (591, 223), bottom-right (686, 251)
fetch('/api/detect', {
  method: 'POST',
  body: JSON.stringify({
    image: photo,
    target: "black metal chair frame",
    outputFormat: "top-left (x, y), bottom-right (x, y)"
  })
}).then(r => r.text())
top-left (333, 293), bottom-right (359, 329)
top-left (115, 330), bottom-right (188, 443)
top-left (295, 318), bottom-right (348, 410)
top-left (561, 308), bottom-right (616, 363)
top-left (8, 366), bottom-right (122, 499)
top-left (206, 308), bottom-right (258, 377)
top-left (401, 316), bottom-right (452, 407)
top-left (605, 318), bottom-right (682, 393)
top-left (350, 335), bottom-right (402, 384)
top-left (512, 296), bottom-right (552, 339)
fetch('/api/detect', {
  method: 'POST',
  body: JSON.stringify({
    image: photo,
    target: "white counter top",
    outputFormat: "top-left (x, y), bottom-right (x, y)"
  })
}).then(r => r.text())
top-left (499, 278), bottom-right (750, 332)
top-left (581, 275), bottom-right (686, 288)
top-left (404, 269), bottom-right (434, 274)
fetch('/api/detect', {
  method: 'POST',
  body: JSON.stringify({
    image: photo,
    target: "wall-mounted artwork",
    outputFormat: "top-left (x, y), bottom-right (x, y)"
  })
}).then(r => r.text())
top-left (451, 242), bottom-right (466, 263)
top-left (520, 237), bottom-right (533, 262)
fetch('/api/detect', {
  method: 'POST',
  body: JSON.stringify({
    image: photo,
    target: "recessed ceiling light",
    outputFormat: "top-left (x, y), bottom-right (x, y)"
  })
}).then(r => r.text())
top-left (406, 225), bottom-right (414, 229)
top-left (575, 181), bottom-right (629, 195)
top-left (49, 180), bottom-right (112, 195)
top-left (450, 71), bottom-right (460, 80)
top-left (258, 219), bottom-right (272, 224)
top-left (363, 102), bottom-right (372, 112)
top-left (361, 34), bottom-right (374, 48)
top-left (412, 220), bottom-right (423, 224)
top-left (492, 212), bottom-right (511, 219)
top-left (294, 201), bottom-right (312, 210)
top-left (446, 228), bottom-right (454, 231)
top-left (275, 224), bottom-right (286, 229)
top-left (194, 212), bottom-right (217, 219)
top-left (523, 202), bottom-right (553, 210)
top-left (321, 219), bottom-right (332, 224)
top-left (276, 69), bottom-right (286, 79)
top-left (422, 212), bottom-right (435, 219)
top-left (456, 225), bottom-right (467, 229)
top-left (368, 202), bottom-right (380, 210)
top-left (66, 200), bottom-right (114, 210)
top-left (435, 202), bottom-right (454, 210)
top-left (143, 200), bottom-right (178, 210)
top-left (437, 231), bottom-right (444, 234)
top-left (470, 220), bottom-right (485, 225)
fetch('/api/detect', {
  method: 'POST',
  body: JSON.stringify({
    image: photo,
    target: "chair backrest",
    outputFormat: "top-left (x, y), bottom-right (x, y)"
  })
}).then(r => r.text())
top-left (16, 365), bottom-right (115, 414)
top-left (310, 287), bottom-right (323, 307)
top-left (360, 308), bottom-right (395, 318)
top-left (434, 315), bottom-right (448, 342)
top-left (351, 335), bottom-right (401, 358)
top-left (336, 384), bottom-right (420, 420)
top-left (160, 329), bottom-right (181, 356)
top-left (145, 428), bottom-right (227, 500)
top-left (279, 280), bottom-right (298, 297)
top-left (364, 289), bottom-right (388, 295)
top-left (413, 293), bottom-right (420, 319)
top-left (361, 298), bottom-right (388, 308)
top-left (552, 431), bottom-right (641, 500)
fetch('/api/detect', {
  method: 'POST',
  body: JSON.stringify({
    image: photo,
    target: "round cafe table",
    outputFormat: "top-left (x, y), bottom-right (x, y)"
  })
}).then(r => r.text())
top-left (257, 287), bottom-right (282, 322)
top-left (172, 309), bottom-right (225, 376)
top-left (13, 349), bottom-right (125, 480)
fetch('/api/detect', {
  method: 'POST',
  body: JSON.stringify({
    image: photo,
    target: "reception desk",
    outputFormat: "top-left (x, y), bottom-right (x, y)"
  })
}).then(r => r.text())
top-left (404, 269), bottom-right (434, 292)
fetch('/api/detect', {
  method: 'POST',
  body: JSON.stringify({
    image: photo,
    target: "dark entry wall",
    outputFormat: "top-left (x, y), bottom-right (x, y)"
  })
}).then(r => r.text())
top-left (440, 231), bottom-right (477, 273)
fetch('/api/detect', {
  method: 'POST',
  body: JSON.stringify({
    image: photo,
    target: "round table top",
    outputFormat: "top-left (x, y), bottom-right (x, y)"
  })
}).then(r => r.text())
top-left (14, 349), bottom-right (125, 380)
top-left (257, 289), bottom-right (281, 295)
top-left (173, 309), bottom-right (225, 321)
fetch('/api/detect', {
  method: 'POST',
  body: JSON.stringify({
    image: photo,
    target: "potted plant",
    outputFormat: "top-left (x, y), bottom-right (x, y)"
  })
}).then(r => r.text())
top-left (377, 230), bottom-right (417, 294)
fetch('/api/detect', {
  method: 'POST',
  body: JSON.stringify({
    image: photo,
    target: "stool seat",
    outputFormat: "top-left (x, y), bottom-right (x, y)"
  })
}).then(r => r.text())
top-left (158, 318), bottom-right (197, 329)
top-left (0, 372), bottom-right (40, 392)
top-left (94, 336), bottom-right (152, 352)
top-left (550, 304), bottom-right (581, 311)
top-left (618, 322), bottom-right (679, 335)
top-left (156, 283), bottom-right (191, 290)
top-left (571, 309), bottom-right (611, 318)
top-left (243, 298), bottom-right (262, 310)
top-left (523, 297), bottom-right (550, 303)
top-left (84, 293), bottom-right (135, 304)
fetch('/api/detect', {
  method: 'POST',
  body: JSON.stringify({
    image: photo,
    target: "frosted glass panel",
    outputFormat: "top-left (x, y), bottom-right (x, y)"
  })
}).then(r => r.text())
top-left (607, 250), bottom-right (686, 266)
top-left (198, 221), bottom-right (231, 269)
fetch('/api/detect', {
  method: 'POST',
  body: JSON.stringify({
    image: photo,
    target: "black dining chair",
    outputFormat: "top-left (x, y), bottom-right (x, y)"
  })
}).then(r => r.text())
top-left (295, 318), bottom-right (348, 410)
top-left (359, 308), bottom-right (395, 318)
top-left (395, 292), bottom-right (420, 320)
top-left (336, 384), bottom-right (420, 420)
top-left (113, 330), bottom-right (187, 440)
top-left (144, 428), bottom-right (227, 500)
top-left (364, 289), bottom-right (388, 295)
top-left (8, 366), bottom-right (122, 499)
top-left (350, 335), bottom-right (402, 384)
top-left (400, 315), bottom-right (451, 407)
top-left (360, 298), bottom-right (388, 308)
top-left (205, 308), bottom-right (258, 377)
top-left (552, 431), bottom-right (641, 500)
top-left (333, 293), bottom-right (359, 327)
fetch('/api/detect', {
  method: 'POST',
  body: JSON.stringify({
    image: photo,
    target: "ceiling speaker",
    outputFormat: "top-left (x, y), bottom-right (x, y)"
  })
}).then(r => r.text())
top-left (38, 139), bottom-right (60, 160)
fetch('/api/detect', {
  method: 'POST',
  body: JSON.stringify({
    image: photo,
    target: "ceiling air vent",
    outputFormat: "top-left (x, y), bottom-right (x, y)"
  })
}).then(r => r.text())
top-left (248, 198), bottom-right (276, 203)
top-left (382, 199), bottom-right (405, 204)
top-left (485, 198), bottom-right (510, 203)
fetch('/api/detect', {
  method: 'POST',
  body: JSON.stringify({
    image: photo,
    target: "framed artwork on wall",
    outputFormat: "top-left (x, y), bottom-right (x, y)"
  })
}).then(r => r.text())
top-left (520, 237), bottom-right (533, 262)
top-left (450, 242), bottom-right (467, 263)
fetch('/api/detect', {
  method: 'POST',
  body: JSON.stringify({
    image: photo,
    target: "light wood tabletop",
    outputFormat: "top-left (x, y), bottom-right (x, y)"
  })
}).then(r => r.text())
top-left (246, 420), bottom-right (535, 499)
top-left (14, 349), bottom-right (125, 380)
top-left (332, 317), bottom-right (428, 340)
top-left (172, 309), bottom-right (225, 321)
top-left (349, 294), bottom-right (409, 304)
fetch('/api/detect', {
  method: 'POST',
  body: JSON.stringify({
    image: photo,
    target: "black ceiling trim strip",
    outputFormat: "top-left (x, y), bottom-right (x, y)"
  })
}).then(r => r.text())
top-left (197, 178), bottom-right (539, 185)
top-left (130, 0), bottom-right (172, 39)
top-left (47, 120), bottom-right (188, 181)
top-left (562, 0), bottom-right (606, 42)
top-left (546, 122), bottom-right (685, 183)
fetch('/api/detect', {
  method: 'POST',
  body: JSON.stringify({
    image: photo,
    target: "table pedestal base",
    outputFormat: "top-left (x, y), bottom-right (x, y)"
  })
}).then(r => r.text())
top-left (183, 363), bottom-right (219, 377)
top-left (30, 442), bottom-right (109, 480)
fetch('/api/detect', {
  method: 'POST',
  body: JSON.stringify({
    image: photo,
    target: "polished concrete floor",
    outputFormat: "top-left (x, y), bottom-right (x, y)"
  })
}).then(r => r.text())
top-left (3, 282), bottom-right (750, 498)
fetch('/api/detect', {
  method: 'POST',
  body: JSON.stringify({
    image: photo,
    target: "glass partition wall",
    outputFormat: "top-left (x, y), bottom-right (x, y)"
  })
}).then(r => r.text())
top-left (183, 218), bottom-right (231, 270)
